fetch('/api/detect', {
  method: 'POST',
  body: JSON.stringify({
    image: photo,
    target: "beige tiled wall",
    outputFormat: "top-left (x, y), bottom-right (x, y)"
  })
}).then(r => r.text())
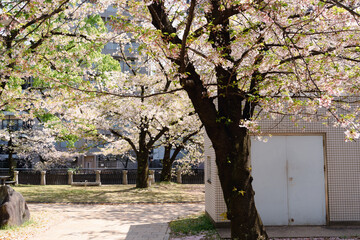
top-left (205, 116), bottom-right (360, 224)
top-left (204, 129), bottom-right (218, 221)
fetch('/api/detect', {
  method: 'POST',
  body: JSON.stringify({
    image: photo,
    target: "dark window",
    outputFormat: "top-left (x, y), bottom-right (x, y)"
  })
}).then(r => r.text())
top-left (1, 118), bottom-right (33, 131)
top-left (1, 119), bottom-right (22, 131)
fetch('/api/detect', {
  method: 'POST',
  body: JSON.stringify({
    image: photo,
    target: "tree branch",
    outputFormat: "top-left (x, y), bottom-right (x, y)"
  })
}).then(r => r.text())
top-left (109, 129), bottom-right (137, 153)
top-left (179, 0), bottom-right (196, 73)
top-left (147, 127), bottom-right (168, 149)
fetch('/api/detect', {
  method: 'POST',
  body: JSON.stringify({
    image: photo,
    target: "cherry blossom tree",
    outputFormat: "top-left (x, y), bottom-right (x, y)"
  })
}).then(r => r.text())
top-left (37, 20), bottom-right (204, 188)
top-left (0, 0), bottom-right (112, 113)
top-left (1, 0), bottom-right (203, 188)
top-left (109, 0), bottom-right (360, 238)
top-left (0, 111), bottom-right (79, 178)
top-left (0, 0), bottom-right (116, 176)
top-left (59, 62), bottom-right (202, 187)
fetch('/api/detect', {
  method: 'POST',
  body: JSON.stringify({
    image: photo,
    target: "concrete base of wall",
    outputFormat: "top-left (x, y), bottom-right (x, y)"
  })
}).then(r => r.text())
top-left (205, 211), bottom-right (230, 228)
top-left (329, 221), bottom-right (360, 226)
top-left (207, 209), bottom-right (360, 229)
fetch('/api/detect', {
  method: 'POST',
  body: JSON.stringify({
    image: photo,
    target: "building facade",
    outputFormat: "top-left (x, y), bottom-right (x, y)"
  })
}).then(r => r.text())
top-left (205, 116), bottom-right (360, 226)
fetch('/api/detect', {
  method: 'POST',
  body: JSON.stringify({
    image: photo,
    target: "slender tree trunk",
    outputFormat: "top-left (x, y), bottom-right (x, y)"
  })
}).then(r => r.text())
top-left (7, 137), bottom-right (15, 181)
top-left (136, 149), bottom-right (149, 188)
top-left (136, 86), bottom-right (150, 188)
top-left (160, 144), bottom-right (172, 182)
top-left (213, 128), bottom-right (267, 239)
top-left (136, 125), bottom-right (149, 188)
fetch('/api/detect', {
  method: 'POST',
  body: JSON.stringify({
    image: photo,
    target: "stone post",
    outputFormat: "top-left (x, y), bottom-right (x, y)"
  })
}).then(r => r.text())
top-left (148, 176), bottom-right (151, 187)
top-left (95, 170), bottom-right (101, 185)
top-left (14, 171), bottom-right (19, 185)
top-left (149, 170), bottom-right (155, 184)
top-left (176, 169), bottom-right (182, 184)
top-left (68, 170), bottom-right (73, 185)
top-left (122, 170), bottom-right (128, 185)
top-left (40, 171), bottom-right (46, 185)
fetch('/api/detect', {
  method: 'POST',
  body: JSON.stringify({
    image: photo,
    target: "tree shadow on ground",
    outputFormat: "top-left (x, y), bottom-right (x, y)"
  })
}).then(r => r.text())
top-left (91, 187), bottom-right (138, 197)
top-left (29, 203), bottom-right (204, 240)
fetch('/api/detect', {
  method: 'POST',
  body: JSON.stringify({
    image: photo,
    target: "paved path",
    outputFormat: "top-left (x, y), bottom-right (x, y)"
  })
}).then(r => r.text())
top-left (28, 203), bottom-right (204, 240)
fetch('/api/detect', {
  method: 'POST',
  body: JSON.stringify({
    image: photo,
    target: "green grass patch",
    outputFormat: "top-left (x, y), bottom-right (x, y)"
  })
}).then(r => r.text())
top-left (0, 219), bottom-right (35, 231)
top-left (169, 212), bottom-right (217, 236)
top-left (13, 183), bottom-right (204, 204)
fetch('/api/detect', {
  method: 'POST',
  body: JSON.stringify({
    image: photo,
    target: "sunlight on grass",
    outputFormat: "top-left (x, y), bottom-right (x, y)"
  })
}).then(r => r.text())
top-left (0, 220), bottom-right (35, 231)
top-left (13, 183), bottom-right (204, 204)
top-left (169, 212), bottom-right (220, 239)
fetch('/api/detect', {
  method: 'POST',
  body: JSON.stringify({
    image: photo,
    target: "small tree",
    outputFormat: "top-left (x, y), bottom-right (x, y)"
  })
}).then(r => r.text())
top-left (52, 29), bottom-right (203, 187)
top-left (67, 78), bottom-right (200, 188)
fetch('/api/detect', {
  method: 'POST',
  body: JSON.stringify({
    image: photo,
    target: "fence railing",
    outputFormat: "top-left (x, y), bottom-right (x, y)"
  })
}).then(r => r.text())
top-left (100, 169), bottom-right (123, 185)
top-left (18, 170), bottom-right (41, 185)
top-left (0, 168), bottom-right (204, 185)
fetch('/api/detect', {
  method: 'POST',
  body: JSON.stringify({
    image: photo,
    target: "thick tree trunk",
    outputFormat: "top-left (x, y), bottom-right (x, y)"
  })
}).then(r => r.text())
top-left (136, 149), bottom-right (149, 188)
top-left (146, 2), bottom-right (268, 238)
top-left (160, 144), bottom-right (172, 182)
top-left (213, 128), bottom-right (268, 240)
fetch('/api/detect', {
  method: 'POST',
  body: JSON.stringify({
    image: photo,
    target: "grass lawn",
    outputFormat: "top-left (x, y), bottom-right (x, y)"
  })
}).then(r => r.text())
top-left (169, 213), bottom-right (220, 240)
top-left (13, 183), bottom-right (204, 204)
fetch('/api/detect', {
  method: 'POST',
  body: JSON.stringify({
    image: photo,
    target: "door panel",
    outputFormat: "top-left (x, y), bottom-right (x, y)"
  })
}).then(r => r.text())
top-left (287, 136), bottom-right (326, 225)
top-left (251, 137), bottom-right (289, 225)
top-left (251, 135), bottom-right (326, 226)
top-left (84, 156), bottom-right (94, 169)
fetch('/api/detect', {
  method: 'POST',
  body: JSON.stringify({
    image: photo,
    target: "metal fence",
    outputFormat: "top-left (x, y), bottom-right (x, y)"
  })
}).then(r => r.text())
top-left (18, 170), bottom-right (41, 185)
top-left (100, 169), bottom-right (123, 185)
top-left (182, 169), bottom-right (204, 184)
top-left (0, 169), bottom-right (9, 176)
top-left (0, 168), bottom-right (204, 185)
top-left (46, 172), bottom-right (68, 185)
top-left (153, 169), bottom-right (177, 183)
top-left (127, 169), bottom-right (137, 184)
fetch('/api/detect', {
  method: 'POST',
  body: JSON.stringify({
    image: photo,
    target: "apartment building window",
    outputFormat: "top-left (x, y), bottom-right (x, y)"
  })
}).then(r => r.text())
top-left (1, 119), bottom-right (23, 131)
top-left (1, 118), bottom-right (33, 131)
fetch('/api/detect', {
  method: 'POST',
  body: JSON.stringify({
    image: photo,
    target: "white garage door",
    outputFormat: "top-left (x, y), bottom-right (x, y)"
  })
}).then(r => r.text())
top-left (251, 135), bottom-right (326, 226)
